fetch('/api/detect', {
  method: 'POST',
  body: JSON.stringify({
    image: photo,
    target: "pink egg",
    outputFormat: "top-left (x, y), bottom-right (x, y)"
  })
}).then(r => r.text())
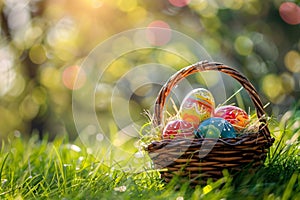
top-left (214, 105), bottom-right (250, 131)
top-left (179, 88), bottom-right (215, 128)
top-left (163, 119), bottom-right (195, 139)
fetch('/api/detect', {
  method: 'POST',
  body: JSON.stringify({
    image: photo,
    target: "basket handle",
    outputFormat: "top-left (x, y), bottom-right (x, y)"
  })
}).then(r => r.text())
top-left (153, 61), bottom-right (273, 142)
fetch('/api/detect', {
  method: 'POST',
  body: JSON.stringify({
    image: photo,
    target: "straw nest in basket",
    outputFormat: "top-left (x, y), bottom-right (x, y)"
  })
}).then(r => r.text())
top-left (145, 61), bottom-right (275, 186)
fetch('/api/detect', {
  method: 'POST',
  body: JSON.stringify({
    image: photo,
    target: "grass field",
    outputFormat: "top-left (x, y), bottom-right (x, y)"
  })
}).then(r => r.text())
top-left (0, 109), bottom-right (299, 199)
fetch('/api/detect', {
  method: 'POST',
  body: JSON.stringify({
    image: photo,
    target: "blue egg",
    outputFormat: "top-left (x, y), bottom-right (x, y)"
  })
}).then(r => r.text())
top-left (194, 117), bottom-right (236, 138)
top-left (194, 124), bottom-right (221, 138)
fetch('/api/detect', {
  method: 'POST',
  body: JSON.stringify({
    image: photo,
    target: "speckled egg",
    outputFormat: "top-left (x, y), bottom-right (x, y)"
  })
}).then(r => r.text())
top-left (163, 119), bottom-right (195, 139)
top-left (195, 117), bottom-right (236, 138)
top-left (179, 88), bottom-right (215, 128)
top-left (214, 105), bottom-right (250, 131)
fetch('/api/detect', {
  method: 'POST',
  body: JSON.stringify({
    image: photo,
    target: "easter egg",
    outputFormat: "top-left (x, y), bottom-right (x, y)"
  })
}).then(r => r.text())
top-left (179, 88), bottom-right (215, 128)
top-left (163, 119), bottom-right (194, 139)
top-left (194, 124), bottom-right (221, 138)
top-left (195, 117), bottom-right (236, 138)
top-left (214, 105), bottom-right (250, 131)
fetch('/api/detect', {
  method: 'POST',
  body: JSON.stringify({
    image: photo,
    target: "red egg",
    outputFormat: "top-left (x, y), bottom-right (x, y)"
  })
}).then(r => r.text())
top-left (214, 105), bottom-right (250, 131)
top-left (163, 119), bottom-right (194, 139)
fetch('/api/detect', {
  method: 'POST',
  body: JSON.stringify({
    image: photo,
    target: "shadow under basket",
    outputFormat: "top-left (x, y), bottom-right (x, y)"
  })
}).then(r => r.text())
top-left (146, 61), bottom-right (275, 186)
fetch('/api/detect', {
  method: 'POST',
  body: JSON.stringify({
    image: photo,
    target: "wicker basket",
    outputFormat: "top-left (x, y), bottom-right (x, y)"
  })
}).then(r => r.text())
top-left (146, 61), bottom-right (275, 186)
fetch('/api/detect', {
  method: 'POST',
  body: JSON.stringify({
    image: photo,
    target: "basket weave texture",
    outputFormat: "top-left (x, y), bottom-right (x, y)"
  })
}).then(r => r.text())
top-left (146, 61), bottom-right (275, 185)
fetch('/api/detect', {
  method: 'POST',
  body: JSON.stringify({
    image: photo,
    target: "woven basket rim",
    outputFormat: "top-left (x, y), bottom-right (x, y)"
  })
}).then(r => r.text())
top-left (147, 132), bottom-right (274, 151)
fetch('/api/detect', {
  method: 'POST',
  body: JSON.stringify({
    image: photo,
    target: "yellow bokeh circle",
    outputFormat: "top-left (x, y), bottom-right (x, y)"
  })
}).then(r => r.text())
top-left (284, 50), bottom-right (300, 73)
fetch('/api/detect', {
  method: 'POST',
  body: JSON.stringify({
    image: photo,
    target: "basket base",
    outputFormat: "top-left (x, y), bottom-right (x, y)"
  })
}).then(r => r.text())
top-left (147, 136), bottom-right (273, 187)
top-left (158, 161), bottom-right (263, 186)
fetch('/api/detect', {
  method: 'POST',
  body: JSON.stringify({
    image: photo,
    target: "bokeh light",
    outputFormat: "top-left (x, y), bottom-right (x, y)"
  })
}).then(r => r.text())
top-left (29, 44), bottom-right (47, 64)
top-left (243, 0), bottom-right (261, 15)
top-left (0, 0), bottom-right (299, 140)
top-left (95, 83), bottom-right (113, 111)
top-left (19, 95), bottom-right (40, 120)
top-left (157, 51), bottom-right (182, 66)
top-left (105, 58), bottom-right (131, 81)
top-left (234, 36), bottom-right (253, 56)
top-left (117, 0), bottom-right (137, 12)
top-left (196, 2), bottom-right (218, 18)
top-left (222, 0), bottom-right (243, 10)
top-left (0, 46), bottom-right (15, 96)
top-left (200, 17), bottom-right (221, 33)
top-left (189, 0), bottom-right (208, 13)
top-left (7, 74), bottom-right (25, 98)
top-left (146, 20), bottom-right (171, 46)
top-left (284, 50), bottom-right (300, 73)
top-left (280, 72), bottom-right (295, 94)
top-left (279, 2), bottom-right (300, 25)
top-left (169, 0), bottom-right (191, 7)
top-left (62, 65), bottom-right (86, 90)
top-left (262, 74), bottom-right (284, 103)
top-left (40, 66), bottom-right (61, 90)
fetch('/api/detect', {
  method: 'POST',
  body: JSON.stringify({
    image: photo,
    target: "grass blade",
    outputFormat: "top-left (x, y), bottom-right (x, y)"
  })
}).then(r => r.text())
top-left (0, 153), bottom-right (9, 181)
top-left (282, 172), bottom-right (298, 200)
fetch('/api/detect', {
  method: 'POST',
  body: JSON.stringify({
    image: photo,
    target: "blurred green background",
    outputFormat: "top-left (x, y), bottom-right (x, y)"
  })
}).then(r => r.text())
top-left (0, 0), bottom-right (299, 140)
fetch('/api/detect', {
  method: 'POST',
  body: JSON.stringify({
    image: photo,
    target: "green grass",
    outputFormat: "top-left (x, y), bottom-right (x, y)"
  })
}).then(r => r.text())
top-left (0, 111), bottom-right (299, 199)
